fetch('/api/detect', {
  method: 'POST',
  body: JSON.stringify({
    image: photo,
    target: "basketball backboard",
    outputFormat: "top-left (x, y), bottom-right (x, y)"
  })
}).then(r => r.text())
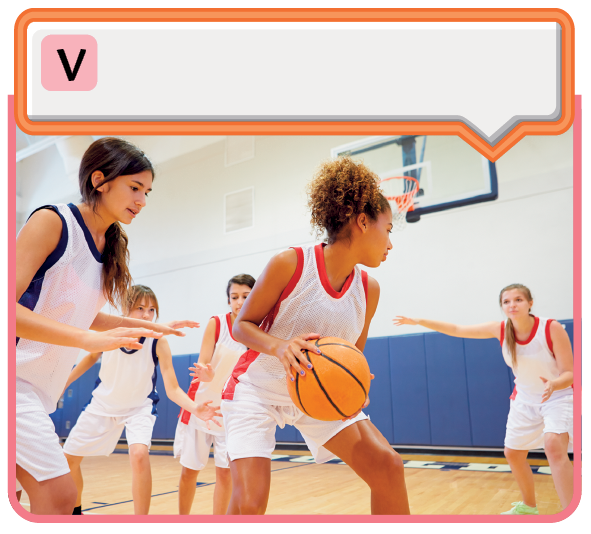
top-left (330, 135), bottom-right (498, 223)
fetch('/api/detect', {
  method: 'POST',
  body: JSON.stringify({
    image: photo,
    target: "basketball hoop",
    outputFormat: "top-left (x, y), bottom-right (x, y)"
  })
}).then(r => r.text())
top-left (378, 176), bottom-right (420, 231)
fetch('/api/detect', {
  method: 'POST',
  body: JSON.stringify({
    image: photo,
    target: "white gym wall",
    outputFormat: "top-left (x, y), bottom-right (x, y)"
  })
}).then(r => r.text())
top-left (16, 131), bottom-right (573, 356)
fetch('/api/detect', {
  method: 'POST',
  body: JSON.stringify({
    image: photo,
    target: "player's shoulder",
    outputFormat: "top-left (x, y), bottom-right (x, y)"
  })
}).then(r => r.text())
top-left (23, 206), bottom-right (63, 234)
top-left (548, 319), bottom-right (568, 338)
top-left (155, 335), bottom-right (170, 353)
top-left (366, 274), bottom-right (380, 295)
top-left (266, 248), bottom-right (299, 278)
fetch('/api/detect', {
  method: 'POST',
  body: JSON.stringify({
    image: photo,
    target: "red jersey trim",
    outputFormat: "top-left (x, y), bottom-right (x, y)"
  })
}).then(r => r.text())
top-left (180, 380), bottom-right (201, 424)
top-left (213, 315), bottom-right (221, 344)
top-left (226, 312), bottom-right (237, 342)
top-left (314, 243), bottom-right (354, 299)
top-left (515, 316), bottom-right (539, 345)
top-left (259, 247), bottom-right (304, 334)
top-left (361, 270), bottom-right (369, 304)
top-left (500, 321), bottom-right (505, 347)
top-left (221, 349), bottom-right (260, 400)
top-left (510, 385), bottom-right (517, 401)
top-left (545, 318), bottom-right (556, 357)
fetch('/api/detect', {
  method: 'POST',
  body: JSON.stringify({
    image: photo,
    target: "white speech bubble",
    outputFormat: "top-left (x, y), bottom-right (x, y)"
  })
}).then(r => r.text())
top-left (28, 22), bottom-right (560, 147)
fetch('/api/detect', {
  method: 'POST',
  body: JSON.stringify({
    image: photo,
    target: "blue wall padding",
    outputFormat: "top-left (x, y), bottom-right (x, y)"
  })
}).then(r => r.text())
top-left (364, 337), bottom-right (394, 443)
top-left (388, 334), bottom-right (431, 445)
top-left (51, 320), bottom-right (575, 449)
top-left (424, 334), bottom-right (473, 446)
top-left (464, 338), bottom-right (512, 447)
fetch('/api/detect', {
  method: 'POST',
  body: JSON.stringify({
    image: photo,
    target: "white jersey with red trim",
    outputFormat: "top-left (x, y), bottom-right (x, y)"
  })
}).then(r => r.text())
top-left (180, 313), bottom-right (246, 435)
top-left (223, 243), bottom-right (368, 406)
top-left (501, 316), bottom-right (573, 406)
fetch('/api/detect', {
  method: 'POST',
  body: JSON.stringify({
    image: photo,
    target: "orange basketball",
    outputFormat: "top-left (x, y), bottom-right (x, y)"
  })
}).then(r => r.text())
top-left (286, 336), bottom-right (371, 421)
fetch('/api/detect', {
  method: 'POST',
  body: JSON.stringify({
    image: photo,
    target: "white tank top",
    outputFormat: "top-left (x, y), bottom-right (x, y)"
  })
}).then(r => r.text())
top-left (85, 337), bottom-right (160, 417)
top-left (501, 316), bottom-right (573, 405)
top-left (223, 243), bottom-right (368, 405)
top-left (16, 203), bottom-right (106, 414)
top-left (180, 313), bottom-right (246, 435)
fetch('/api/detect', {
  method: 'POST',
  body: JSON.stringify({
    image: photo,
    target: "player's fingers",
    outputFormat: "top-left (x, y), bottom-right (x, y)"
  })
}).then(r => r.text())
top-left (295, 349), bottom-right (313, 370)
top-left (118, 338), bottom-right (143, 349)
top-left (370, 374), bottom-right (375, 380)
top-left (281, 358), bottom-right (295, 381)
top-left (213, 419), bottom-right (222, 427)
top-left (190, 378), bottom-right (199, 384)
top-left (302, 333), bottom-right (321, 341)
top-left (287, 348), bottom-right (306, 376)
top-left (297, 338), bottom-right (321, 354)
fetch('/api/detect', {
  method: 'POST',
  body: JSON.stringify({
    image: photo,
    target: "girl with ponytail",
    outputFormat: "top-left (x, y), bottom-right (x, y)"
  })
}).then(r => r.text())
top-left (394, 284), bottom-right (573, 514)
top-left (16, 138), bottom-right (216, 515)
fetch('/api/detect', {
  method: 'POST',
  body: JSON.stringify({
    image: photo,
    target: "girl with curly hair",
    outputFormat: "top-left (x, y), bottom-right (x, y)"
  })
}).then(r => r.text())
top-left (221, 157), bottom-right (410, 515)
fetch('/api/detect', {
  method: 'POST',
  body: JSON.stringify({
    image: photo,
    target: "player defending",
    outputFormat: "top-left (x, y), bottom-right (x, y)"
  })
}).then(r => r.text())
top-left (394, 283), bottom-right (573, 514)
top-left (174, 274), bottom-right (255, 515)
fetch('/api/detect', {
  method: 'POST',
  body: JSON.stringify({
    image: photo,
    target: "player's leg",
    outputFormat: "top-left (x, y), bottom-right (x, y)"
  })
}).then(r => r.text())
top-left (16, 465), bottom-right (78, 515)
top-left (322, 419), bottom-right (409, 515)
top-left (62, 410), bottom-right (125, 513)
top-left (16, 479), bottom-right (23, 502)
top-left (222, 399), bottom-right (277, 515)
top-left (125, 411), bottom-right (156, 515)
top-left (214, 467), bottom-right (232, 515)
top-left (212, 433), bottom-right (232, 514)
top-left (544, 432), bottom-right (572, 509)
top-left (501, 399), bottom-right (543, 513)
top-left (178, 466), bottom-right (200, 514)
top-left (542, 395), bottom-right (574, 509)
top-left (64, 454), bottom-right (84, 509)
top-left (503, 447), bottom-right (536, 507)
top-left (227, 458), bottom-right (271, 515)
top-left (16, 409), bottom-right (76, 514)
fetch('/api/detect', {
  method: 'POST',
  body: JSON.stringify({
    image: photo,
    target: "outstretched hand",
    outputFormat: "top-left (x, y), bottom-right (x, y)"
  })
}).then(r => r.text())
top-left (190, 363), bottom-right (215, 384)
top-left (193, 400), bottom-right (222, 430)
top-left (157, 320), bottom-right (200, 337)
top-left (540, 376), bottom-right (555, 403)
top-left (82, 327), bottom-right (162, 353)
top-left (393, 316), bottom-right (419, 327)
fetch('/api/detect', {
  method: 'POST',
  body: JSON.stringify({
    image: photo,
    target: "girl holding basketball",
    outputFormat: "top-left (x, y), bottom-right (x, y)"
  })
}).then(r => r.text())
top-left (394, 283), bottom-right (573, 514)
top-left (16, 138), bottom-right (204, 515)
top-left (221, 157), bottom-right (410, 515)
top-left (174, 274), bottom-right (255, 515)
top-left (62, 285), bottom-right (221, 515)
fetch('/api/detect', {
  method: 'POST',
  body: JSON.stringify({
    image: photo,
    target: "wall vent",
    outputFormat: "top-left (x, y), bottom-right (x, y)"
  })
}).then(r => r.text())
top-left (224, 187), bottom-right (254, 233)
top-left (225, 136), bottom-right (255, 167)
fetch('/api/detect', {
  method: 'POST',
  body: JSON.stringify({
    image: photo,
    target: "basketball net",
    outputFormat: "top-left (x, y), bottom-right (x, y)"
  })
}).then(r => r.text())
top-left (378, 176), bottom-right (419, 231)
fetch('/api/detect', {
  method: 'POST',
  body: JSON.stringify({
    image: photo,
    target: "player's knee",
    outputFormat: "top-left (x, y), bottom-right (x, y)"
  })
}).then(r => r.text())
top-left (51, 479), bottom-right (78, 513)
top-left (237, 498), bottom-right (266, 515)
top-left (180, 466), bottom-right (199, 482)
top-left (504, 447), bottom-right (520, 462)
top-left (363, 447), bottom-right (404, 487)
top-left (129, 446), bottom-right (150, 467)
top-left (544, 434), bottom-right (567, 463)
top-left (217, 467), bottom-right (232, 485)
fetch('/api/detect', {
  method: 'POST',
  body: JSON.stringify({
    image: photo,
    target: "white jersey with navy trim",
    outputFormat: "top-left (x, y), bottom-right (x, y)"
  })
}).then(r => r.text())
top-left (16, 203), bottom-right (106, 414)
top-left (501, 316), bottom-right (573, 406)
top-left (85, 337), bottom-right (160, 417)
top-left (180, 313), bottom-right (246, 435)
top-left (223, 243), bottom-right (368, 406)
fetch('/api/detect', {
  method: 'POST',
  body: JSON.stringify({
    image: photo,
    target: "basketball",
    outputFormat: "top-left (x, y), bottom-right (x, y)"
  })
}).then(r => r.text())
top-left (286, 337), bottom-right (371, 421)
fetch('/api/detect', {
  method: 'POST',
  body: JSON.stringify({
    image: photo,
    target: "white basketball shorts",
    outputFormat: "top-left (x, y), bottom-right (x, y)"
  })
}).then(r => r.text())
top-left (173, 420), bottom-right (228, 470)
top-left (505, 394), bottom-right (573, 451)
top-left (221, 399), bottom-right (368, 463)
top-left (63, 407), bottom-right (156, 457)
top-left (16, 409), bottom-right (70, 482)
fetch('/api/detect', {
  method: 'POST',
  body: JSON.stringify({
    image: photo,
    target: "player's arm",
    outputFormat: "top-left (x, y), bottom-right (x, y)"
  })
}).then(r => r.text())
top-left (188, 317), bottom-right (217, 383)
top-left (16, 209), bottom-right (161, 353)
top-left (355, 275), bottom-right (380, 352)
top-left (62, 352), bottom-right (102, 396)
top-left (156, 337), bottom-right (221, 427)
top-left (540, 321), bottom-right (574, 402)
top-left (232, 249), bottom-right (322, 380)
top-left (90, 312), bottom-right (199, 338)
top-left (393, 316), bottom-right (502, 340)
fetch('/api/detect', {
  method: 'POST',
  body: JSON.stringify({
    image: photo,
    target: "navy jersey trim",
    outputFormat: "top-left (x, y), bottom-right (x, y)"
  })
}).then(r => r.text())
top-left (120, 337), bottom-right (146, 354)
top-left (17, 205), bottom-right (69, 346)
top-left (67, 203), bottom-right (103, 263)
top-left (148, 338), bottom-right (160, 415)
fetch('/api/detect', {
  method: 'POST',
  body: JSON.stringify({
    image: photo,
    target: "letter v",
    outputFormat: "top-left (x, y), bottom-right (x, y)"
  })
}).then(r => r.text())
top-left (57, 49), bottom-right (87, 81)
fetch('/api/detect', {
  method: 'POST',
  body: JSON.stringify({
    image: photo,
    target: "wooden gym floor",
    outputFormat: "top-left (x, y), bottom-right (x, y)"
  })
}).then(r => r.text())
top-left (17, 446), bottom-right (563, 516)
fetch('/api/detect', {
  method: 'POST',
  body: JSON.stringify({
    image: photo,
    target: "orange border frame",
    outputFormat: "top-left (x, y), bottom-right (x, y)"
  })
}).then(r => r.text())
top-left (14, 8), bottom-right (574, 161)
